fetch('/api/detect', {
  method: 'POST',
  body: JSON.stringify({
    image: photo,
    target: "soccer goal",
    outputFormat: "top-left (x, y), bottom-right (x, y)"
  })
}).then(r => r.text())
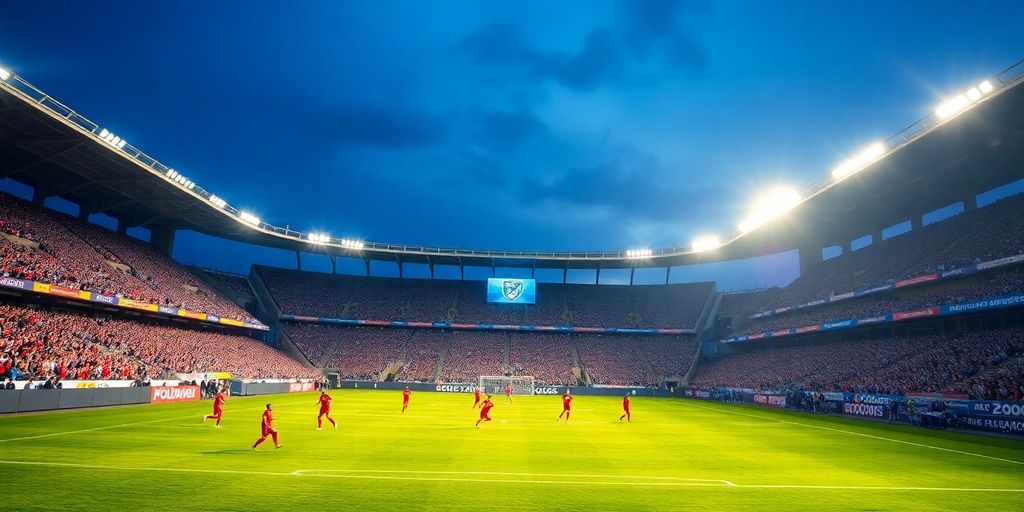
top-left (479, 375), bottom-right (535, 396)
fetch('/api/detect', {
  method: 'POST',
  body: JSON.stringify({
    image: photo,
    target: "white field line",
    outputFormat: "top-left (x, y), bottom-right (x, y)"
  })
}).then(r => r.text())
top-left (0, 415), bottom-right (193, 443)
top-left (0, 460), bottom-right (1020, 492)
top-left (675, 401), bottom-right (1024, 466)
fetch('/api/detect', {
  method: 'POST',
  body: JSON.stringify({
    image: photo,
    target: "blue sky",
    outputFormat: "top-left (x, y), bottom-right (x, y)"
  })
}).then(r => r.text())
top-left (1, 1), bottom-right (1021, 288)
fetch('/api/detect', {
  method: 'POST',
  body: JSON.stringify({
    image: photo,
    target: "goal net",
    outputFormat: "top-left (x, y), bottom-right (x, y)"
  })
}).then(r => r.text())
top-left (479, 375), bottom-right (535, 396)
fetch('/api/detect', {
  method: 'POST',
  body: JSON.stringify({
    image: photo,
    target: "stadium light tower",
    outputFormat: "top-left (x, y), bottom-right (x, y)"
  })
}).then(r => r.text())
top-left (935, 80), bottom-right (998, 119)
top-left (0, 66), bottom-right (10, 81)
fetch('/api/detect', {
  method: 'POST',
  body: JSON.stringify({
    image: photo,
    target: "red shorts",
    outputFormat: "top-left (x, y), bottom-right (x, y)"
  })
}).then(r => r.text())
top-left (623, 407), bottom-right (630, 413)
top-left (319, 407), bottom-right (330, 415)
top-left (261, 425), bottom-right (276, 436)
top-left (212, 406), bottom-right (222, 415)
top-left (480, 411), bottom-right (492, 420)
top-left (563, 405), bottom-right (571, 411)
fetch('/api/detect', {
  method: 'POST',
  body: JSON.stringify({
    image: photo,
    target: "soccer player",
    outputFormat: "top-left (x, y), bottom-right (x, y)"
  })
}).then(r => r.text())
top-left (203, 388), bottom-right (227, 427)
top-left (316, 391), bottom-right (337, 430)
top-left (252, 403), bottom-right (281, 450)
top-left (402, 386), bottom-right (411, 413)
top-left (473, 385), bottom-right (482, 409)
top-left (505, 383), bottom-right (513, 405)
top-left (476, 395), bottom-right (494, 428)
top-left (558, 389), bottom-right (572, 423)
top-left (619, 394), bottom-right (631, 422)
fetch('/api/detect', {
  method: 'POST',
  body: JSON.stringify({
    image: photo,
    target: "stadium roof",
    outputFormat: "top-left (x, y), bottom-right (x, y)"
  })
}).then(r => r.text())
top-left (1, 61), bottom-right (1023, 271)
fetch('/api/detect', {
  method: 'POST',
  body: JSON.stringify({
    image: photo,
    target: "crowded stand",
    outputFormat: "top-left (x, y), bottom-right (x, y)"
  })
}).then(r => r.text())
top-left (761, 194), bottom-right (1024, 312)
top-left (395, 330), bottom-right (448, 382)
top-left (258, 265), bottom-right (711, 328)
top-left (0, 193), bottom-right (259, 324)
top-left (734, 266), bottom-right (1024, 335)
top-left (641, 337), bottom-right (699, 380)
top-left (574, 335), bottom-right (649, 387)
top-left (439, 331), bottom-right (506, 383)
top-left (0, 303), bottom-right (316, 382)
top-left (693, 328), bottom-right (1024, 399)
top-left (192, 268), bottom-right (255, 300)
top-left (508, 333), bottom-right (578, 386)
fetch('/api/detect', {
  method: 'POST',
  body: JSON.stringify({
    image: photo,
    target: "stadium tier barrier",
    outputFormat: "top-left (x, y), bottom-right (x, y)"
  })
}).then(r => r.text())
top-left (721, 292), bottom-right (1024, 343)
top-left (282, 314), bottom-right (695, 335)
top-left (230, 381), bottom-right (317, 396)
top-left (0, 276), bottom-right (268, 330)
top-left (747, 254), bottom-right (1024, 322)
top-left (684, 387), bottom-right (1024, 436)
top-left (337, 380), bottom-right (681, 398)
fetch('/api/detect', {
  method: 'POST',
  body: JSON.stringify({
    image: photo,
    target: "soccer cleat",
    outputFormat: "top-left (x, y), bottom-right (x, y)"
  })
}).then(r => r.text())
top-left (333, 423), bottom-right (337, 430)
top-left (215, 425), bottom-right (222, 429)
top-left (275, 445), bottom-right (283, 449)
top-left (203, 416), bottom-right (207, 422)
top-left (316, 428), bottom-right (322, 431)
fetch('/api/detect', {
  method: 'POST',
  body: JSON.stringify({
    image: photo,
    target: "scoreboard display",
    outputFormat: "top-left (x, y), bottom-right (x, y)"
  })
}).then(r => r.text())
top-left (486, 278), bottom-right (536, 304)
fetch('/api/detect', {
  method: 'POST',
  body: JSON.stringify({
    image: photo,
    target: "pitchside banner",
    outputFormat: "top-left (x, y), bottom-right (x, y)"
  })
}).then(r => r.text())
top-left (753, 394), bottom-right (786, 408)
top-left (486, 278), bottom-right (536, 304)
top-left (150, 386), bottom-right (200, 403)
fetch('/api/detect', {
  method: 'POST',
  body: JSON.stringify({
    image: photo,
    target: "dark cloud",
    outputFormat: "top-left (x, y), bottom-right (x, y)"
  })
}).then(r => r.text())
top-left (457, 1), bottom-right (707, 92)
top-left (470, 107), bottom-right (546, 151)
top-left (311, 103), bottom-right (447, 149)
top-left (520, 153), bottom-right (728, 223)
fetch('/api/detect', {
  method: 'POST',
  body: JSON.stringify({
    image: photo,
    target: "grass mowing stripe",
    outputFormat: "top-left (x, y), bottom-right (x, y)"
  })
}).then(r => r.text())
top-left (0, 415), bottom-right (194, 443)
top-left (0, 459), bottom-right (1020, 492)
top-left (675, 400), bottom-right (1024, 466)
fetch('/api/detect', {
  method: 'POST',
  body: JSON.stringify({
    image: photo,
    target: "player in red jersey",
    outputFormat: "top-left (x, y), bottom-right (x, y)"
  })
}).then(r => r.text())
top-left (473, 385), bottom-right (482, 408)
top-left (619, 394), bottom-right (631, 422)
top-left (475, 395), bottom-right (494, 428)
top-left (203, 388), bottom-right (227, 427)
top-left (316, 391), bottom-right (336, 430)
top-left (557, 389), bottom-right (572, 423)
top-left (252, 404), bottom-right (281, 450)
top-left (402, 386), bottom-right (411, 413)
top-left (505, 384), bottom-right (513, 405)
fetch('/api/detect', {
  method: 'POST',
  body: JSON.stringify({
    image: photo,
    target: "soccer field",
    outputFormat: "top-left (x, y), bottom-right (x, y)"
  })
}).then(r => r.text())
top-left (0, 390), bottom-right (1021, 511)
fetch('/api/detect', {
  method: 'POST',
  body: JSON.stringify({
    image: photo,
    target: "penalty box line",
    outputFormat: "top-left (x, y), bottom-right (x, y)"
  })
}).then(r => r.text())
top-left (674, 401), bottom-right (1024, 466)
top-left (0, 460), bottom-right (1021, 492)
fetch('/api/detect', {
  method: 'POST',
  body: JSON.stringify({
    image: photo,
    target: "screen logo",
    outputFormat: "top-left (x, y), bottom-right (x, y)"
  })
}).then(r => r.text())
top-left (487, 278), bottom-right (536, 304)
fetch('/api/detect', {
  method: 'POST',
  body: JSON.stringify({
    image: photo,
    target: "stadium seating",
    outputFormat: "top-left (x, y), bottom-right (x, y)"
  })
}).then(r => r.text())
top-left (734, 266), bottom-right (1024, 335)
top-left (0, 303), bottom-right (315, 381)
top-left (192, 268), bottom-right (255, 300)
top-left (508, 333), bottom-right (577, 386)
top-left (257, 265), bottom-right (712, 328)
top-left (760, 194), bottom-right (1024, 313)
top-left (693, 327), bottom-right (1024, 399)
top-left (0, 193), bottom-right (259, 324)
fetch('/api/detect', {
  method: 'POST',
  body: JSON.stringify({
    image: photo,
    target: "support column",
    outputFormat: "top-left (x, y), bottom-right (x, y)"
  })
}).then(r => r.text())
top-left (563, 267), bottom-right (568, 284)
top-left (460, 265), bottom-right (465, 280)
top-left (116, 218), bottom-right (128, 236)
top-left (398, 261), bottom-right (404, 279)
top-left (429, 264), bottom-right (435, 279)
top-left (32, 188), bottom-right (46, 206)
top-left (77, 205), bottom-right (91, 222)
top-left (364, 259), bottom-right (371, 277)
top-left (963, 195), bottom-right (977, 211)
top-left (596, 267), bottom-right (602, 284)
top-left (798, 243), bottom-right (823, 276)
top-left (873, 228), bottom-right (884, 245)
top-left (665, 267), bottom-right (671, 285)
top-left (330, 255), bottom-right (336, 274)
top-left (148, 225), bottom-right (177, 258)
top-left (910, 216), bottom-right (922, 231)
top-left (629, 267), bottom-right (636, 285)
top-left (295, 251), bottom-right (302, 271)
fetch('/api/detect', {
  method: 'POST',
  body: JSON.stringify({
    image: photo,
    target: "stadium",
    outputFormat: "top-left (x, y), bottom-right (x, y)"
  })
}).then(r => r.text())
top-left (1, 4), bottom-right (1023, 511)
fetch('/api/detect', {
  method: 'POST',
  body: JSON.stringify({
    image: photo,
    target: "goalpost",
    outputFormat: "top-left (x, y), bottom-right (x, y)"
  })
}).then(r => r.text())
top-left (479, 375), bottom-right (535, 396)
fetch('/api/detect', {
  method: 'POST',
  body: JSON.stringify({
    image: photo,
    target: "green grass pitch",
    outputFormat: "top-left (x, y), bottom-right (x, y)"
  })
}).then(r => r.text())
top-left (0, 390), bottom-right (1021, 511)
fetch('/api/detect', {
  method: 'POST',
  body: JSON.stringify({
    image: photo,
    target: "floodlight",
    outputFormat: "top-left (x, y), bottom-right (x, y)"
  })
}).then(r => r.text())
top-left (966, 88), bottom-right (982, 101)
top-left (692, 235), bottom-right (721, 253)
top-left (978, 80), bottom-right (993, 94)
top-left (0, 67), bottom-right (10, 81)
top-left (240, 212), bottom-right (260, 225)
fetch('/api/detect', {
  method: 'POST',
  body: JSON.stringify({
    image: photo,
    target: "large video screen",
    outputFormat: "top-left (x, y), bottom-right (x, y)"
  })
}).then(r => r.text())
top-left (486, 278), bottom-right (536, 304)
